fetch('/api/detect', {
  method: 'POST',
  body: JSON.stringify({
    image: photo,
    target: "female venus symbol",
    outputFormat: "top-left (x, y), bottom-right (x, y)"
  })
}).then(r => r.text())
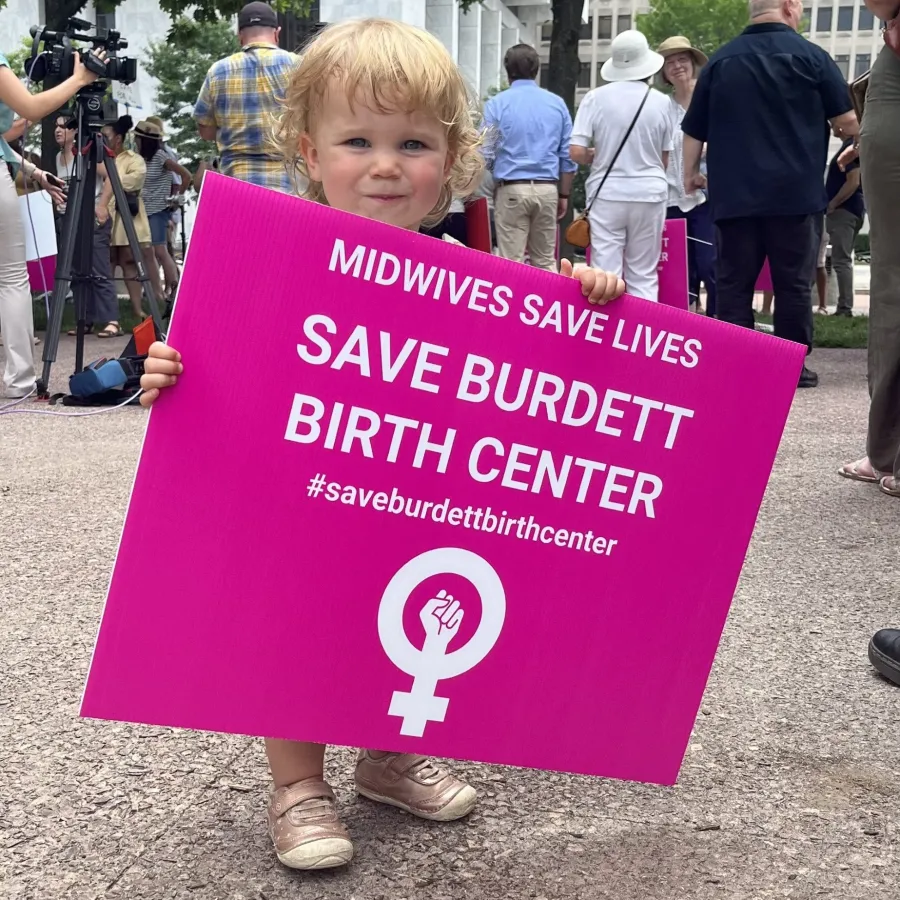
top-left (377, 548), bottom-right (506, 737)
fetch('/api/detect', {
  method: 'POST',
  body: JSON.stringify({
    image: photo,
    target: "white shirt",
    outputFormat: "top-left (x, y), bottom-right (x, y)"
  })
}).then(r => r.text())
top-left (665, 95), bottom-right (705, 212)
top-left (571, 81), bottom-right (674, 205)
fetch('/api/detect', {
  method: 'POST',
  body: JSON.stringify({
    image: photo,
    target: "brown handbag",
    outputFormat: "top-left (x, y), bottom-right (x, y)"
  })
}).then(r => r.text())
top-left (565, 85), bottom-right (651, 250)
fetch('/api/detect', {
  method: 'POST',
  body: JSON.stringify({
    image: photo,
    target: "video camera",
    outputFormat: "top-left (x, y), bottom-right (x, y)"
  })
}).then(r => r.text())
top-left (26, 16), bottom-right (137, 86)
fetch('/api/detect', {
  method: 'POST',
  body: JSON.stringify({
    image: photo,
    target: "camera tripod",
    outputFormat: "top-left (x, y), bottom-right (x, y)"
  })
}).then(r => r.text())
top-left (37, 87), bottom-right (164, 399)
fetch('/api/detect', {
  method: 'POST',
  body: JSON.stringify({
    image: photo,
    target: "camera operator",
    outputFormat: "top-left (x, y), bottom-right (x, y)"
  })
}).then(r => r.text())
top-left (0, 45), bottom-right (104, 398)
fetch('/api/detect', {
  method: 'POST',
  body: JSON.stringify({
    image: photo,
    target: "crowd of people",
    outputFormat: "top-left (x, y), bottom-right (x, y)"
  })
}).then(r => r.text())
top-left (2, 0), bottom-right (900, 869)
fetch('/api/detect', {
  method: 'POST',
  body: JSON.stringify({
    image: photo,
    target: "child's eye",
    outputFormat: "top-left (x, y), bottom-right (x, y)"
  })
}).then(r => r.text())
top-left (402, 140), bottom-right (426, 151)
top-left (345, 138), bottom-right (370, 148)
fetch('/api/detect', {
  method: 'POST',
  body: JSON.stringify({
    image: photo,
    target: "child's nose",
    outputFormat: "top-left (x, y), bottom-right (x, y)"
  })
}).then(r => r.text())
top-left (370, 152), bottom-right (401, 177)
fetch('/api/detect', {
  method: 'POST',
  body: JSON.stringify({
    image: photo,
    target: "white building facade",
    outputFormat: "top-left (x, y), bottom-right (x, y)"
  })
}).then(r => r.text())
top-left (319, 0), bottom-right (550, 99)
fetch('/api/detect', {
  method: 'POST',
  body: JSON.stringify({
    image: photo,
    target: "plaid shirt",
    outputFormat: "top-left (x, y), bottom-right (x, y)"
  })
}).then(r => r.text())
top-left (194, 43), bottom-right (299, 193)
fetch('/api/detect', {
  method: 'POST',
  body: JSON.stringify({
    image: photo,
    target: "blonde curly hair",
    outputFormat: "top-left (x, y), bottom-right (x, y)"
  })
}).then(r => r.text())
top-left (273, 18), bottom-right (484, 227)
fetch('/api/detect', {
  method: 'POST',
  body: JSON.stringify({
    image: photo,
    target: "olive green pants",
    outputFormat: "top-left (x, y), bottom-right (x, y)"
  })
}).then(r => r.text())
top-left (860, 47), bottom-right (900, 477)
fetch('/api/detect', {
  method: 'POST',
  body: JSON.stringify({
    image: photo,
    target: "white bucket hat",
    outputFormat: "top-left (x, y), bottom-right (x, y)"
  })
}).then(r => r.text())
top-left (600, 30), bottom-right (665, 83)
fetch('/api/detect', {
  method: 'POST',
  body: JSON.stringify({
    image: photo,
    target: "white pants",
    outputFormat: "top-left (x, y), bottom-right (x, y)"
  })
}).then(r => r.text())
top-left (588, 199), bottom-right (666, 302)
top-left (0, 165), bottom-right (36, 396)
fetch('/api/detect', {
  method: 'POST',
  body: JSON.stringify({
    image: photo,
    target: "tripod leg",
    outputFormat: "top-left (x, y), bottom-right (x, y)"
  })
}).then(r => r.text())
top-left (72, 147), bottom-right (99, 376)
top-left (38, 137), bottom-right (92, 396)
top-left (101, 141), bottom-right (164, 335)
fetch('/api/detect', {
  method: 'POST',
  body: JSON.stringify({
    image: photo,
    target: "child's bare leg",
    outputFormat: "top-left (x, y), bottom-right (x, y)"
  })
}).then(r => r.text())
top-left (265, 739), bottom-right (326, 788)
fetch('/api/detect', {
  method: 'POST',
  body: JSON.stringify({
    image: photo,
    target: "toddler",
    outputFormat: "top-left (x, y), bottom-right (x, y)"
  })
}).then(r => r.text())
top-left (140, 17), bottom-right (624, 872)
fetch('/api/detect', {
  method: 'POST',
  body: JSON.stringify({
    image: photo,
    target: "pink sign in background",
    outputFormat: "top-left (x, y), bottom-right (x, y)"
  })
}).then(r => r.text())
top-left (657, 217), bottom-right (689, 310)
top-left (756, 259), bottom-right (773, 293)
top-left (82, 176), bottom-right (804, 786)
top-left (585, 218), bottom-right (688, 309)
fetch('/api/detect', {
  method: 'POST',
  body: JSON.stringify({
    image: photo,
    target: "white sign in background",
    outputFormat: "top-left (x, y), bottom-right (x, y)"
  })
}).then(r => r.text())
top-left (18, 190), bottom-right (58, 262)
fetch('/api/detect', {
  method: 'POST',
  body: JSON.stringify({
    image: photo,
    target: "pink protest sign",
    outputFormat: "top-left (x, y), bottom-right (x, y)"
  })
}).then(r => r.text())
top-left (82, 175), bottom-right (805, 786)
top-left (657, 218), bottom-right (689, 310)
top-left (756, 259), bottom-right (773, 293)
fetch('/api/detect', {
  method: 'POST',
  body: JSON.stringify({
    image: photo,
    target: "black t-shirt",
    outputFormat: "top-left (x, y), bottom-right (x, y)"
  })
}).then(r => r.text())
top-left (682, 23), bottom-right (853, 222)
top-left (825, 138), bottom-right (864, 218)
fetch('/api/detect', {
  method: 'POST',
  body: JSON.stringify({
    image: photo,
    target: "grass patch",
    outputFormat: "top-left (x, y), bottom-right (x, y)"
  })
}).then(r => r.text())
top-left (756, 312), bottom-right (868, 349)
top-left (32, 297), bottom-right (145, 334)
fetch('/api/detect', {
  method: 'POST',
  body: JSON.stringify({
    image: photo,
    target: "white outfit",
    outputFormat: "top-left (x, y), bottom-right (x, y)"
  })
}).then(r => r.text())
top-left (665, 95), bottom-right (705, 213)
top-left (572, 81), bottom-right (674, 301)
top-left (0, 164), bottom-right (36, 396)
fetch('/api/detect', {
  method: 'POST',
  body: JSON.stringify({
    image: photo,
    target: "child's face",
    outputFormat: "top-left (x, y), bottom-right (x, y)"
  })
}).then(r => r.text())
top-left (300, 86), bottom-right (453, 231)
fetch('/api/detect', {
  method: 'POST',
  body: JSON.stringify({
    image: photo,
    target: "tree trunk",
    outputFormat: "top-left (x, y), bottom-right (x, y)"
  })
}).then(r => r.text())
top-left (547, 0), bottom-right (582, 262)
top-left (546, 0), bottom-right (581, 117)
top-left (40, 0), bottom-right (90, 172)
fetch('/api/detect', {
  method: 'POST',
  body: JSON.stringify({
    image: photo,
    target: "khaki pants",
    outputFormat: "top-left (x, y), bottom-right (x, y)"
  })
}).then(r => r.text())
top-left (0, 164), bottom-right (36, 397)
top-left (860, 46), bottom-right (900, 477)
top-left (494, 182), bottom-right (558, 271)
top-left (825, 207), bottom-right (863, 314)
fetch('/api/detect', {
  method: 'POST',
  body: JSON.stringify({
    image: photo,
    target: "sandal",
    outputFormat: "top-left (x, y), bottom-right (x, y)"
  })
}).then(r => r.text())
top-left (838, 457), bottom-right (883, 484)
top-left (879, 476), bottom-right (900, 498)
top-left (97, 324), bottom-right (124, 338)
top-left (67, 325), bottom-right (93, 336)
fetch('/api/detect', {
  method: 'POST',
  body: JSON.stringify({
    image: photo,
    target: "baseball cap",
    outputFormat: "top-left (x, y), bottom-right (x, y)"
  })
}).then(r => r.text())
top-left (238, 1), bottom-right (279, 29)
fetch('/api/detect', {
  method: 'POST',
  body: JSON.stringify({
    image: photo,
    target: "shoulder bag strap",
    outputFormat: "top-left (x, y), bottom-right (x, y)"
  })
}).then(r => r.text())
top-left (584, 85), bottom-right (652, 215)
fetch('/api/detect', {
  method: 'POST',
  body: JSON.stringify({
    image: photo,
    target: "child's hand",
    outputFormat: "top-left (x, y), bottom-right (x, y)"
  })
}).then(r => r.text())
top-left (560, 260), bottom-right (626, 305)
top-left (140, 341), bottom-right (183, 408)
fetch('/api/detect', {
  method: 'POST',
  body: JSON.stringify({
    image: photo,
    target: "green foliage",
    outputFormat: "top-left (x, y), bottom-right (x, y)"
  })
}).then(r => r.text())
top-left (144, 18), bottom-right (239, 165)
top-left (5, 36), bottom-right (38, 84)
top-left (636, 0), bottom-right (748, 57)
top-left (571, 165), bottom-right (588, 211)
top-left (854, 231), bottom-right (870, 254)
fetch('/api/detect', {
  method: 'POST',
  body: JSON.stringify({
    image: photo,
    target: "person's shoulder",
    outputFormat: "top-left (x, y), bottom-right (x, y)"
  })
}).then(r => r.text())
top-left (207, 54), bottom-right (238, 78)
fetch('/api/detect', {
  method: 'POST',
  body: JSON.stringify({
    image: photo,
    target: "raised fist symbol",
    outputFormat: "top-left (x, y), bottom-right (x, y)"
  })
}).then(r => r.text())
top-left (421, 589), bottom-right (463, 650)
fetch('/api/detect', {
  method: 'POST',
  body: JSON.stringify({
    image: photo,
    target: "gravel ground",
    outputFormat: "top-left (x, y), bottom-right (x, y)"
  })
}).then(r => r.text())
top-left (1, 337), bottom-right (897, 900)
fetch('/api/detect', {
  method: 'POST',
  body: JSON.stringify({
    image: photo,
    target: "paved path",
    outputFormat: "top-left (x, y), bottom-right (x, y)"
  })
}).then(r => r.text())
top-left (1, 337), bottom-right (897, 900)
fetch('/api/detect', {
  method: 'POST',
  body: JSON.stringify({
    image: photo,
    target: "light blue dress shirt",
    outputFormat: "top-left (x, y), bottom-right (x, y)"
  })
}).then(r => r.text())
top-left (0, 53), bottom-right (19, 176)
top-left (482, 80), bottom-right (578, 182)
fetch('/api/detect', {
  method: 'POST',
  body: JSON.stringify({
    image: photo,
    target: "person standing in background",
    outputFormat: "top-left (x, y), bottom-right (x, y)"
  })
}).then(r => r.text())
top-left (0, 46), bottom-right (103, 398)
top-left (99, 115), bottom-right (163, 323)
top-left (482, 43), bottom-right (576, 271)
top-left (146, 116), bottom-right (183, 259)
top-left (193, 2), bottom-right (299, 194)
top-left (134, 119), bottom-right (190, 300)
top-left (682, 0), bottom-right (858, 389)
top-left (54, 114), bottom-right (122, 339)
top-left (825, 130), bottom-right (864, 317)
top-left (657, 36), bottom-right (717, 315)
top-left (570, 31), bottom-right (673, 302)
top-left (839, 0), bottom-right (900, 494)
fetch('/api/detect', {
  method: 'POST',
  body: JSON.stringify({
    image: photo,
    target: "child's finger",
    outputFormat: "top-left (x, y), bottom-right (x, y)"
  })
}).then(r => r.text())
top-left (602, 275), bottom-right (623, 302)
top-left (139, 388), bottom-right (159, 409)
top-left (148, 341), bottom-right (181, 362)
top-left (141, 373), bottom-right (178, 393)
top-left (143, 356), bottom-right (183, 376)
top-left (559, 258), bottom-right (573, 278)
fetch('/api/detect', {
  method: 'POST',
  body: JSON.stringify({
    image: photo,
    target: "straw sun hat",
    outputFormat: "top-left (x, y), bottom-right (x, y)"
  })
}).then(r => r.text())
top-left (657, 36), bottom-right (708, 83)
